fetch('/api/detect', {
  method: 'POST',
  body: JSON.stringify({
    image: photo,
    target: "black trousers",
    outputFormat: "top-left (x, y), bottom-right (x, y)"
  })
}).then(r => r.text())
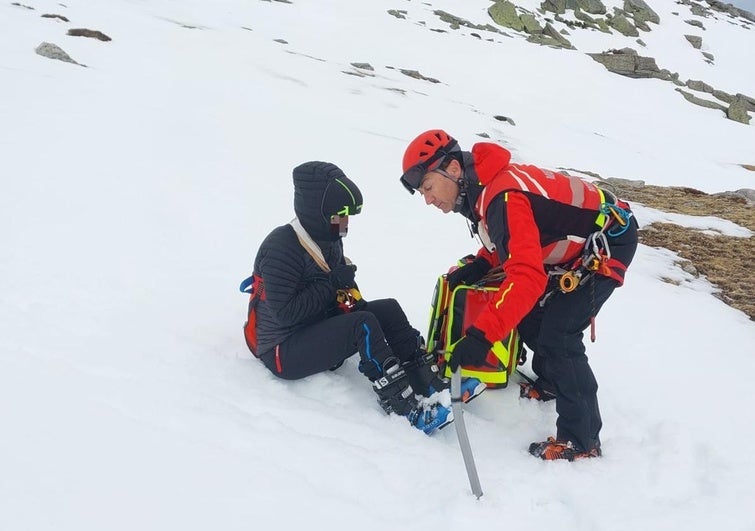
top-left (518, 219), bottom-right (638, 452)
top-left (260, 298), bottom-right (420, 382)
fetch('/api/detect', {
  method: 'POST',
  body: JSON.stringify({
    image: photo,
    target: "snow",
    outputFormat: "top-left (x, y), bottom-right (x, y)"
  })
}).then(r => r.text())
top-left (1, 0), bottom-right (754, 529)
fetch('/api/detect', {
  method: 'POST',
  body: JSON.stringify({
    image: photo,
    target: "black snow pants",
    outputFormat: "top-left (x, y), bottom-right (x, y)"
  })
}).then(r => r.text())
top-left (259, 298), bottom-right (420, 382)
top-left (517, 218), bottom-right (638, 452)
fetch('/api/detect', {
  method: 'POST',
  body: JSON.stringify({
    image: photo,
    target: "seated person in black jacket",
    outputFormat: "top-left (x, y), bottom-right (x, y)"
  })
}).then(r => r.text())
top-left (241, 161), bottom-right (484, 434)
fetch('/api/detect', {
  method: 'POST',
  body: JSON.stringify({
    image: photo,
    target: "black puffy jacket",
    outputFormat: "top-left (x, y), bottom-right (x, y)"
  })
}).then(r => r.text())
top-left (251, 161), bottom-right (362, 355)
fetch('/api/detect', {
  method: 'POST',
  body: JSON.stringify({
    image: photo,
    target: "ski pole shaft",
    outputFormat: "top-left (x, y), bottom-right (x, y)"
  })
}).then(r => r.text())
top-left (451, 369), bottom-right (483, 499)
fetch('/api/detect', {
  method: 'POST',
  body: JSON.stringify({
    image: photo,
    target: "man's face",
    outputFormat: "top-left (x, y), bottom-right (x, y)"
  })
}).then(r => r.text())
top-left (418, 160), bottom-right (460, 213)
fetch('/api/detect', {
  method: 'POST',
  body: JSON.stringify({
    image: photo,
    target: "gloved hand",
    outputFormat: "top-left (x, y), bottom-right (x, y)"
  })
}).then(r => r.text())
top-left (330, 263), bottom-right (357, 289)
top-left (446, 256), bottom-right (492, 290)
top-left (448, 327), bottom-right (492, 372)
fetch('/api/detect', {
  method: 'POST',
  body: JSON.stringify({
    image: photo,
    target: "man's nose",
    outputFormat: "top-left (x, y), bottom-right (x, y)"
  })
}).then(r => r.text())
top-left (424, 194), bottom-right (433, 205)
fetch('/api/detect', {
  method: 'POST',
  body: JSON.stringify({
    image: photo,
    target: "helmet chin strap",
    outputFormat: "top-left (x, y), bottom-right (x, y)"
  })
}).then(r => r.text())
top-left (451, 169), bottom-right (480, 240)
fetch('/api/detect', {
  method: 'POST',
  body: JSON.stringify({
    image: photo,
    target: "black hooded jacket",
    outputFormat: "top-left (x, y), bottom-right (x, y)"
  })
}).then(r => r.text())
top-left (252, 161), bottom-right (363, 355)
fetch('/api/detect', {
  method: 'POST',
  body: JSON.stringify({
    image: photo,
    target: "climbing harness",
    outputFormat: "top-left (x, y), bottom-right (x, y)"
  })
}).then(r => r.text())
top-left (538, 193), bottom-right (633, 342)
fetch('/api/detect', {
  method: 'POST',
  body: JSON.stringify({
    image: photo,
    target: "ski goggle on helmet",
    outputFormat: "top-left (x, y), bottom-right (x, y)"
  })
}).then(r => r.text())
top-left (400, 129), bottom-right (460, 194)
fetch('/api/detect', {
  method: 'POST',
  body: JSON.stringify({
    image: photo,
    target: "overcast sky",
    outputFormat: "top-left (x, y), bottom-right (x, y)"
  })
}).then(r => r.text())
top-left (731, 0), bottom-right (755, 13)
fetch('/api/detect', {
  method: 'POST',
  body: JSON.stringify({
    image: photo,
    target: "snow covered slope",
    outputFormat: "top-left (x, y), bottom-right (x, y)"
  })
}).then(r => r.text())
top-left (1, 1), bottom-right (754, 529)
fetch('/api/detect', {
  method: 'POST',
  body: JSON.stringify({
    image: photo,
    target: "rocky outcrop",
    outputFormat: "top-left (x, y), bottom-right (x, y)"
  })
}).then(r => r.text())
top-left (67, 28), bottom-right (111, 41)
top-left (488, 1), bottom-right (524, 31)
top-left (727, 96), bottom-right (752, 124)
top-left (685, 0), bottom-right (755, 23)
top-left (607, 13), bottom-right (639, 36)
top-left (623, 0), bottom-right (660, 25)
top-left (527, 22), bottom-right (575, 49)
top-left (675, 88), bottom-right (727, 112)
top-left (588, 48), bottom-right (672, 80)
top-left (435, 10), bottom-right (505, 34)
top-left (540, 0), bottom-right (567, 15)
top-left (686, 79), bottom-right (714, 93)
top-left (35, 42), bottom-right (82, 66)
top-left (681, 79), bottom-right (754, 124)
top-left (576, 0), bottom-right (606, 15)
top-left (684, 34), bottom-right (702, 49)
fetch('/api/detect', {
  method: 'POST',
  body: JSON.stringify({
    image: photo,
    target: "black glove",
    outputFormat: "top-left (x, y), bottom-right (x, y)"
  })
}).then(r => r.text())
top-left (446, 256), bottom-right (491, 290)
top-left (449, 327), bottom-right (492, 372)
top-left (330, 263), bottom-right (357, 289)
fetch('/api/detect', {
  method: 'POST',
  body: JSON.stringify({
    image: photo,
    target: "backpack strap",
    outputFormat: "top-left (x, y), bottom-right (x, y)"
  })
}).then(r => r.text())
top-left (290, 218), bottom-right (331, 272)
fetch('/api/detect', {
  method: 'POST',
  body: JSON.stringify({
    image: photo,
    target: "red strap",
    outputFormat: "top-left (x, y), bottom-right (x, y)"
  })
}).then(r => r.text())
top-left (598, 258), bottom-right (627, 285)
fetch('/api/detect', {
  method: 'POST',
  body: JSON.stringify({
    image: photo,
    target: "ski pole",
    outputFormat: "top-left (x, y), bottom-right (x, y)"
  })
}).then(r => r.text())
top-left (451, 368), bottom-right (483, 499)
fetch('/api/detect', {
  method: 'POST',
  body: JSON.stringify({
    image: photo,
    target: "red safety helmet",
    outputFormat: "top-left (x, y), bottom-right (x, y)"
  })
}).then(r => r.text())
top-left (400, 129), bottom-right (459, 194)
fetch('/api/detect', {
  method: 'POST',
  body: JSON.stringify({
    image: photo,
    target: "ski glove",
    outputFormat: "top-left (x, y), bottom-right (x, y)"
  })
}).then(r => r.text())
top-left (330, 263), bottom-right (357, 289)
top-left (448, 327), bottom-right (491, 371)
top-left (446, 256), bottom-right (492, 290)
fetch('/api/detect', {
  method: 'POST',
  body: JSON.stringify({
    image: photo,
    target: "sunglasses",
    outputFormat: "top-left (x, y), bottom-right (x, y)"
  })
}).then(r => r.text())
top-left (399, 139), bottom-right (459, 194)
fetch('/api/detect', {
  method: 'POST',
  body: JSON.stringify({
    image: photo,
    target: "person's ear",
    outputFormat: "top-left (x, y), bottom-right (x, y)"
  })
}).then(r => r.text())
top-left (448, 158), bottom-right (462, 179)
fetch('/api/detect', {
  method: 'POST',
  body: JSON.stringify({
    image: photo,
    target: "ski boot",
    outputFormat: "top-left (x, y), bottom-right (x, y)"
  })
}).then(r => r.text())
top-left (373, 359), bottom-right (453, 435)
top-left (403, 350), bottom-right (486, 404)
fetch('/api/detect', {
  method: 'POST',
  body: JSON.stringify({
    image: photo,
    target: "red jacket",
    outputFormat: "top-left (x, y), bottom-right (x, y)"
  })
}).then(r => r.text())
top-left (466, 142), bottom-right (616, 343)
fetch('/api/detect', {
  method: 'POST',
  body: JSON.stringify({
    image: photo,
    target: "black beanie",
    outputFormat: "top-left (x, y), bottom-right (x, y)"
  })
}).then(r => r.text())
top-left (293, 161), bottom-right (363, 241)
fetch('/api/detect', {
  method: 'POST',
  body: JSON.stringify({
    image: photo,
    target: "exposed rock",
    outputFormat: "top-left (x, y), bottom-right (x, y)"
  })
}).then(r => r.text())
top-left (273, 38), bottom-right (288, 44)
top-left (702, 51), bottom-right (715, 62)
top-left (534, 22), bottom-right (575, 48)
top-left (595, 18), bottom-right (612, 32)
top-left (602, 176), bottom-right (646, 188)
top-left (574, 8), bottom-right (596, 24)
top-left (727, 96), bottom-right (752, 124)
top-left (520, 13), bottom-right (544, 33)
top-left (350, 62), bottom-right (374, 71)
top-left (399, 69), bottom-right (441, 83)
top-left (686, 79), bottom-right (714, 93)
top-left (387, 10), bottom-right (406, 20)
top-left (737, 93), bottom-right (755, 111)
top-left (634, 18), bottom-right (651, 31)
top-left (493, 115), bottom-right (516, 125)
top-left (714, 189), bottom-right (755, 205)
top-left (685, 19), bottom-right (705, 29)
top-left (690, 5), bottom-right (708, 17)
top-left (576, 0), bottom-right (606, 15)
top-left (705, 0), bottom-right (755, 23)
top-left (712, 89), bottom-right (735, 104)
top-left (541, 0), bottom-right (567, 15)
top-left (623, 0), bottom-right (660, 24)
top-left (636, 38), bottom-right (646, 47)
top-left (476, 132), bottom-right (491, 138)
top-left (684, 34), bottom-right (702, 48)
top-left (679, 260), bottom-right (699, 276)
top-left (35, 42), bottom-right (80, 65)
top-left (437, 10), bottom-right (505, 34)
top-left (488, 1), bottom-right (525, 32)
top-left (588, 48), bottom-right (670, 79)
top-left (67, 28), bottom-right (111, 41)
top-left (675, 88), bottom-right (727, 112)
top-left (608, 13), bottom-right (639, 36)
top-left (41, 13), bottom-right (69, 22)
top-left (11, 2), bottom-right (34, 9)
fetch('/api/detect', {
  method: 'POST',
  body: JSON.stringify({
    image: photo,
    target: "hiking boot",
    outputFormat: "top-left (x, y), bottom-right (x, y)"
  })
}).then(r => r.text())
top-left (519, 381), bottom-right (556, 402)
top-left (403, 351), bottom-right (486, 403)
top-left (528, 437), bottom-right (602, 461)
top-left (373, 359), bottom-right (453, 435)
